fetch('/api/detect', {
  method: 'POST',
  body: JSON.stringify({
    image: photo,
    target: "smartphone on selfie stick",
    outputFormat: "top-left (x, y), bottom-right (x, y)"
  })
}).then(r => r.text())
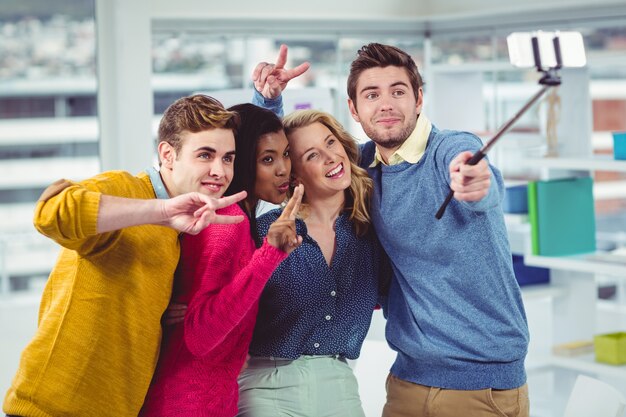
top-left (435, 31), bottom-right (586, 220)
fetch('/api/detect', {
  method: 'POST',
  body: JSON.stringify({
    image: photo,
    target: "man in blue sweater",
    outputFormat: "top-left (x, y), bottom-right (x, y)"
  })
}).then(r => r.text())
top-left (253, 43), bottom-right (529, 417)
top-left (346, 43), bottom-right (530, 417)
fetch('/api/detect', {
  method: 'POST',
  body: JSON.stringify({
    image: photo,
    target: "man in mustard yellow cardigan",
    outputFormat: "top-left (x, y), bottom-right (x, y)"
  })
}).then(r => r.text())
top-left (3, 95), bottom-right (247, 417)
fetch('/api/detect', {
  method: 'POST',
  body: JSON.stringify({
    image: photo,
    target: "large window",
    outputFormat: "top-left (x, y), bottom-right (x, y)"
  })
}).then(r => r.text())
top-left (0, 0), bottom-right (98, 295)
top-left (4, 11), bottom-right (624, 294)
top-left (150, 31), bottom-right (424, 140)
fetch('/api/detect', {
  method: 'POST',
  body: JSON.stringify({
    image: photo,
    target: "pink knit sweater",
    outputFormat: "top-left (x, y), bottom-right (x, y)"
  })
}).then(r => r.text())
top-left (140, 204), bottom-right (287, 417)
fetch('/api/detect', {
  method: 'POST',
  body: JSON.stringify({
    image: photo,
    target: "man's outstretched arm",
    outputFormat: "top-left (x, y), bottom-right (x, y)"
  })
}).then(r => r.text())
top-left (96, 191), bottom-right (247, 234)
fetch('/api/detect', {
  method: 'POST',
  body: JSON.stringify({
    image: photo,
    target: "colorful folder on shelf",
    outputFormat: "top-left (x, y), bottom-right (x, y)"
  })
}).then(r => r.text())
top-left (527, 177), bottom-right (596, 256)
top-left (527, 181), bottom-right (540, 254)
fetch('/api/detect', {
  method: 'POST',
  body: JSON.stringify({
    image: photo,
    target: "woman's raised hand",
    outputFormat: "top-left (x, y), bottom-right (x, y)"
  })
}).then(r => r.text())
top-left (266, 184), bottom-right (304, 254)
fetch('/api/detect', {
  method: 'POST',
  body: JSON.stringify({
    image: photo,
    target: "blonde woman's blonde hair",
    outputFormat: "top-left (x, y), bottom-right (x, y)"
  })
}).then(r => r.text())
top-left (283, 109), bottom-right (373, 237)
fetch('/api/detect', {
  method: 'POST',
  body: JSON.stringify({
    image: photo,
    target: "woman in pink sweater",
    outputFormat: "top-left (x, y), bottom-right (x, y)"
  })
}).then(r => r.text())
top-left (140, 101), bottom-right (301, 417)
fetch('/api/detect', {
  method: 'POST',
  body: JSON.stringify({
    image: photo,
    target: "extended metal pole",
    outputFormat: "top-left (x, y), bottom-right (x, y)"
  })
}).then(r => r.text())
top-left (435, 84), bottom-right (553, 219)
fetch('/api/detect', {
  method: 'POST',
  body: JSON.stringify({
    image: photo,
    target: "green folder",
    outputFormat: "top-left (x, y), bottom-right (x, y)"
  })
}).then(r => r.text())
top-left (527, 181), bottom-right (540, 255)
top-left (530, 177), bottom-right (596, 257)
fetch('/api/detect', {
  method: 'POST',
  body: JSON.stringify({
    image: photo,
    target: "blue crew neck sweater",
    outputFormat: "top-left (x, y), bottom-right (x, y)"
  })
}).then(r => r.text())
top-left (360, 125), bottom-right (529, 390)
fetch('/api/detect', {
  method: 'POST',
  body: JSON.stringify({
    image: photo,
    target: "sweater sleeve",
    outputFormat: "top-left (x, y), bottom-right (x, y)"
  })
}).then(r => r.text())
top-left (33, 179), bottom-right (116, 256)
top-left (33, 171), bottom-right (151, 256)
top-left (252, 88), bottom-right (284, 118)
top-left (434, 130), bottom-right (503, 212)
top-left (184, 231), bottom-right (287, 358)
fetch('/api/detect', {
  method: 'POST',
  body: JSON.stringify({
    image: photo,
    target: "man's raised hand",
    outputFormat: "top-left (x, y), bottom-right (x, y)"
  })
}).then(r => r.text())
top-left (449, 152), bottom-right (491, 202)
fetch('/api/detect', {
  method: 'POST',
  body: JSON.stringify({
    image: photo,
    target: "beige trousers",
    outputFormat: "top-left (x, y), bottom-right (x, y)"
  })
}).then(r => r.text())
top-left (382, 374), bottom-right (529, 417)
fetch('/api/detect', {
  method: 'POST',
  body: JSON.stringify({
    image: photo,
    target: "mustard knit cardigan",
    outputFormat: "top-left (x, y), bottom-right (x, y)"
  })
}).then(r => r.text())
top-left (4, 171), bottom-right (180, 417)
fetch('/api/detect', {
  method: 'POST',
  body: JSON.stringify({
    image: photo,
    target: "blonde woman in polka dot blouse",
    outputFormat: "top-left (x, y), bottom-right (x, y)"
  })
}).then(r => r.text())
top-left (238, 109), bottom-right (390, 417)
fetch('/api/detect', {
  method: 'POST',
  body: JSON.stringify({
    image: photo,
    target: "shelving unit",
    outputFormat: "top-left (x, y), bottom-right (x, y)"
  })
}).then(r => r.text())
top-left (525, 254), bottom-right (626, 277)
top-left (523, 156), bottom-right (626, 172)
top-left (521, 283), bottom-right (567, 301)
top-left (429, 63), bottom-right (626, 416)
top-left (523, 156), bottom-right (626, 199)
top-left (517, 70), bottom-right (626, 386)
top-left (537, 354), bottom-right (626, 380)
top-left (523, 145), bottom-right (626, 284)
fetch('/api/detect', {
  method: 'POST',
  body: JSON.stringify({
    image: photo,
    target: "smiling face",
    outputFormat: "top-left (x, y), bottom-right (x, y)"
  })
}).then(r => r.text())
top-left (158, 128), bottom-right (236, 198)
top-left (287, 122), bottom-right (352, 200)
top-left (254, 129), bottom-right (291, 205)
top-left (348, 65), bottom-right (423, 153)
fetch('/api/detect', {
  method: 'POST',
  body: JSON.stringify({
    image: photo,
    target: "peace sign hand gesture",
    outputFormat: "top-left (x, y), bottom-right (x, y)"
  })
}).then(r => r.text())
top-left (252, 44), bottom-right (310, 99)
top-left (266, 184), bottom-right (304, 254)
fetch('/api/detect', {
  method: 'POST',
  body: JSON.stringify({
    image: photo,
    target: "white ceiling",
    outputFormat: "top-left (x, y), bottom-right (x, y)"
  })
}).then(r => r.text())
top-left (150, 0), bottom-right (626, 21)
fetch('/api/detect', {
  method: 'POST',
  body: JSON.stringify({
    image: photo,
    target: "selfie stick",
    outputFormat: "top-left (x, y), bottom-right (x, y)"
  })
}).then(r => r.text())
top-left (435, 35), bottom-right (563, 220)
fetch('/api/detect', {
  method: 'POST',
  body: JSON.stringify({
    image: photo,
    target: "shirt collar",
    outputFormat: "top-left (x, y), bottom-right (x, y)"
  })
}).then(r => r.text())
top-left (295, 211), bottom-right (349, 241)
top-left (370, 113), bottom-right (432, 167)
top-left (147, 166), bottom-right (171, 199)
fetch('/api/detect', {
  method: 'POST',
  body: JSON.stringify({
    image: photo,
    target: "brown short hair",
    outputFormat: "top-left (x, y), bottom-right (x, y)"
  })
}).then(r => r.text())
top-left (158, 94), bottom-right (239, 153)
top-left (347, 43), bottom-right (423, 107)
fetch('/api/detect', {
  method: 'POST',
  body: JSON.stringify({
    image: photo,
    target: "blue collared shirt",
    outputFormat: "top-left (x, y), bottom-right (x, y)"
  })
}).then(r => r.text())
top-left (147, 166), bottom-right (170, 199)
top-left (248, 209), bottom-right (389, 360)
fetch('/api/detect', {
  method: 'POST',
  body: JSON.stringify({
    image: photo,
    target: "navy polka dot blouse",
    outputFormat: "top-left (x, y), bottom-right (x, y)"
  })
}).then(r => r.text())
top-left (249, 208), bottom-right (390, 360)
